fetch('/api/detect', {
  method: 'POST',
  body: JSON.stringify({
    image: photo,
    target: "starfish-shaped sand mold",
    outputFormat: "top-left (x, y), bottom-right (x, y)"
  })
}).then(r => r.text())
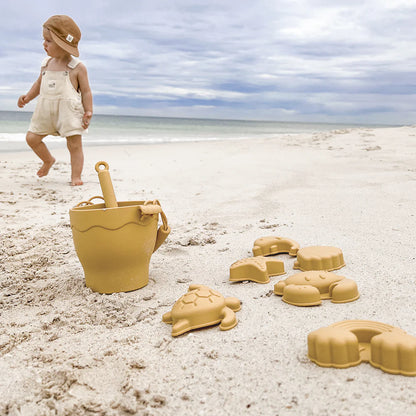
top-left (308, 320), bottom-right (416, 376)
top-left (274, 271), bottom-right (359, 306)
top-left (230, 257), bottom-right (285, 284)
top-left (162, 284), bottom-right (241, 337)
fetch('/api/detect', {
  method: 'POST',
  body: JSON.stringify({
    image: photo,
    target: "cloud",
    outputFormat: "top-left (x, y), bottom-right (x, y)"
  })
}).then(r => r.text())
top-left (2, 0), bottom-right (416, 124)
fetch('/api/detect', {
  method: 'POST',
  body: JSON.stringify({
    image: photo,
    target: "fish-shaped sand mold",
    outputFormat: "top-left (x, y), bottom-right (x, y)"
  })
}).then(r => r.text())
top-left (273, 271), bottom-right (359, 306)
top-left (252, 237), bottom-right (300, 257)
top-left (294, 246), bottom-right (345, 271)
top-left (230, 257), bottom-right (285, 284)
top-left (308, 320), bottom-right (416, 376)
top-left (162, 284), bottom-right (241, 337)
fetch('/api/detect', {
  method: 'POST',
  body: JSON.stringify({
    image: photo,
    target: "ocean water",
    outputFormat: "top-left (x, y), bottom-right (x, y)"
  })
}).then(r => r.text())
top-left (0, 111), bottom-right (378, 152)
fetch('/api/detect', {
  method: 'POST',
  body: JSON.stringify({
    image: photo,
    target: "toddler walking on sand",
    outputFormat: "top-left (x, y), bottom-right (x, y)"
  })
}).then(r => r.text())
top-left (18, 15), bottom-right (93, 186)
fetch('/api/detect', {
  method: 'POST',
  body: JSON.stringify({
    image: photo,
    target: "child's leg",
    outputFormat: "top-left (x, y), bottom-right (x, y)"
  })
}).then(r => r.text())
top-left (26, 132), bottom-right (56, 177)
top-left (66, 135), bottom-right (84, 186)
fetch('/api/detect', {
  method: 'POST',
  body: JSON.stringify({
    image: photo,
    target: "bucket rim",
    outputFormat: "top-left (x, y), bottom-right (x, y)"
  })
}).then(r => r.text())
top-left (70, 200), bottom-right (150, 212)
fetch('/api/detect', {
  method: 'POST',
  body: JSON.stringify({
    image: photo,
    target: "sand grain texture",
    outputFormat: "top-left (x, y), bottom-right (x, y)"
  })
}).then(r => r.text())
top-left (1, 126), bottom-right (415, 415)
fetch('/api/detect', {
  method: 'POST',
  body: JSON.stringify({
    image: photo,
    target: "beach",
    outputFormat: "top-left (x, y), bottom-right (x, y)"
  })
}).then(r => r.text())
top-left (1, 125), bottom-right (415, 415)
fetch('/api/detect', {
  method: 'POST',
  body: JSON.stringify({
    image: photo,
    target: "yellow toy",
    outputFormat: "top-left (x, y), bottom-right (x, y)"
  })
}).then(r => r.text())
top-left (69, 161), bottom-right (170, 293)
top-left (308, 320), bottom-right (416, 376)
top-left (294, 246), bottom-right (345, 271)
top-left (274, 271), bottom-right (359, 306)
top-left (252, 236), bottom-right (300, 257)
top-left (230, 256), bottom-right (285, 284)
top-left (162, 284), bottom-right (241, 336)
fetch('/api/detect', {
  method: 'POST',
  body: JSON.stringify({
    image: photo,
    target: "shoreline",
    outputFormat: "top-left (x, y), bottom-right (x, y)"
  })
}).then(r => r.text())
top-left (0, 124), bottom-right (406, 153)
top-left (0, 112), bottom-right (400, 154)
top-left (0, 132), bottom-right (319, 154)
top-left (1, 126), bottom-right (415, 415)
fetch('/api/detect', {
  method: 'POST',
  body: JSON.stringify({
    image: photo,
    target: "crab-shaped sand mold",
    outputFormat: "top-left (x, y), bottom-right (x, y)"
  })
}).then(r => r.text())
top-left (162, 284), bottom-right (241, 337)
top-left (294, 246), bottom-right (345, 271)
top-left (308, 320), bottom-right (416, 376)
top-left (230, 257), bottom-right (285, 284)
top-left (252, 237), bottom-right (300, 257)
top-left (274, 271), bottom-right (359, 306)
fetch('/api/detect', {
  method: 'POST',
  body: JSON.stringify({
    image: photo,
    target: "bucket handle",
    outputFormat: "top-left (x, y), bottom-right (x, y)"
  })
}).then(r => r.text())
top-left (74, 196), bottom-right (105, 207)
top-left (154, 209), bottom-right (170, 252)
top-left (138, 200), bottom-right (171, 252)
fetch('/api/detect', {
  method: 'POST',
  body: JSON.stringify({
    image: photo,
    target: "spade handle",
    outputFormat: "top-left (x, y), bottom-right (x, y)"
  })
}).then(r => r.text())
top-left (94, 161), bottom-right (118, 208)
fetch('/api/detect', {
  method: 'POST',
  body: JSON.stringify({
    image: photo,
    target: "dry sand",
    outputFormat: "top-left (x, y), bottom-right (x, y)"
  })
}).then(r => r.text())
top-left (1, 126), bottom-right (415, 415)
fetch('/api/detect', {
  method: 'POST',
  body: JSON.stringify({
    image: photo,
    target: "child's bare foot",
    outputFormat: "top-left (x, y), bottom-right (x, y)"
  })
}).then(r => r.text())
top-left (71, 178), bottom-right (83, 186)
top-left (37, 158), bottom-right (56, 177)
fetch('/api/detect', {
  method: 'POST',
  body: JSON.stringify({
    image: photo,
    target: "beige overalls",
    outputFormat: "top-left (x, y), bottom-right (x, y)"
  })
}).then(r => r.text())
top-left (29, 57), bottom-right (85, 137)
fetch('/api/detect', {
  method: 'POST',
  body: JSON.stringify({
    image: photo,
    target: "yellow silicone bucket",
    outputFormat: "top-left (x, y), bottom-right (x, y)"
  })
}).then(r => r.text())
top-left (69, 162), bottom-right (170, 293)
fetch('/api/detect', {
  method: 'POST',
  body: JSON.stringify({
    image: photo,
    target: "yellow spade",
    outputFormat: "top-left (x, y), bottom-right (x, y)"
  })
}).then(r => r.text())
top-left (69, 161), bottom-right (171, 293)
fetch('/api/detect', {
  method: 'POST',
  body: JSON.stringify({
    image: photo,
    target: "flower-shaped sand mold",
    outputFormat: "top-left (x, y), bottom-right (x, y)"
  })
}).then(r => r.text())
top-left (162, 284), bottom-right (241, 337)
top-left (230, 257), bottom-right (285, 284)
top-left (252, 237), bottom-right (300, 257)
top-left (308, 320), bottom-right (416, 376)
top-left (294, 246), bottom-right (345, 271)
top-left (274, 271), bottom-right (359, 306)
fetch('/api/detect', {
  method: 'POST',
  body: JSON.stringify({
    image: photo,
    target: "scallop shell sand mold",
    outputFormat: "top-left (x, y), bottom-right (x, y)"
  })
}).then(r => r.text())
top-left (274, 271), bottom-right (359, 306)
top-left (162, 284), bottom-right (241, 337)
top-left (308, 320), bottom-right (416, 376)
top-left (294, 246), bottom-right (345, 271)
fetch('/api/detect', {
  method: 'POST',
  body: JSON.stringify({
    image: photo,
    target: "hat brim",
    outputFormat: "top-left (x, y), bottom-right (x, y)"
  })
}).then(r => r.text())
top-left (49, 30), bottom-right (79, 57)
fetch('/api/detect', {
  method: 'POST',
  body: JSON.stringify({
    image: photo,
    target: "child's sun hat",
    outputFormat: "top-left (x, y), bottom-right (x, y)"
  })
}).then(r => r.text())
top-left (43, 15), bottom-right (81, 57)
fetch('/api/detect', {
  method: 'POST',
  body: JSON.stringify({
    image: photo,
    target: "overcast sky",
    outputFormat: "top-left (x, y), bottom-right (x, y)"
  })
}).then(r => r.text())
top-left (2, 0), bottom-right (416, 124)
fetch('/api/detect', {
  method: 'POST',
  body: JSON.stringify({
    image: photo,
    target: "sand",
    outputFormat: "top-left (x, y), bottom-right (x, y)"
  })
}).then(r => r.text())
top-left (1, 126), bottom-right (415, 415)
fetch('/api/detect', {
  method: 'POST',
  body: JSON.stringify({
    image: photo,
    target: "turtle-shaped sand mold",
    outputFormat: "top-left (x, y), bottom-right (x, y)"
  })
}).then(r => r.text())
top-left (162, 284), bottom-right (241, 337)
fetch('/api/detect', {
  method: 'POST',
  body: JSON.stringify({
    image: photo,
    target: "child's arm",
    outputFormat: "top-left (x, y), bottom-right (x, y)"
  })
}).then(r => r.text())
top-left (77, 63), bottom-right (93, 129)
top-left (17, 72), bottom-right (42, 108)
